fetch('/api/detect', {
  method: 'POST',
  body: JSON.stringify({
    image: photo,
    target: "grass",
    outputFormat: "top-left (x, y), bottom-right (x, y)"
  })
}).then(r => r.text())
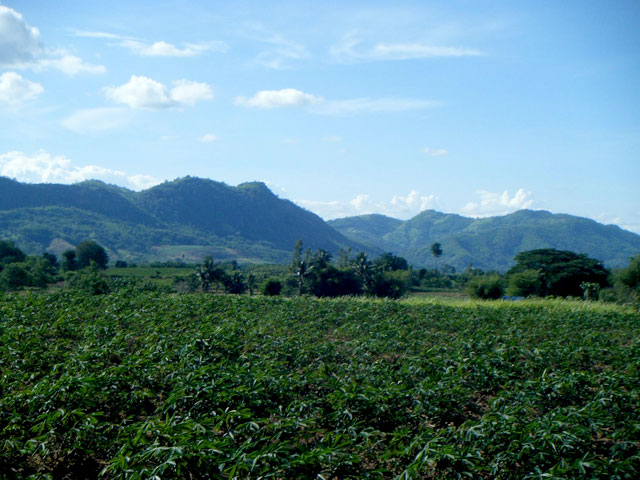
top-left (1, 290), bottom-right (638, 479)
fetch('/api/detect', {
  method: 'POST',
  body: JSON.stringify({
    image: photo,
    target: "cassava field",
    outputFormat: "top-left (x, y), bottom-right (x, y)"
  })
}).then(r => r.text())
top-left (1, 290), bottom-right (638, 479)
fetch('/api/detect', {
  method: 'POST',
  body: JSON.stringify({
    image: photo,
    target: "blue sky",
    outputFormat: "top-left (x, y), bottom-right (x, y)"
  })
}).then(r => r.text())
top-left (1, 0), bottom-right (639, 233)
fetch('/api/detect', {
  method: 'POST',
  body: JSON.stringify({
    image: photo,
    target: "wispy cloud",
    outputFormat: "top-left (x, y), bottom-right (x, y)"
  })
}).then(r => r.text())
top-left (62, 108), bottom-right (132, 134)
top-left (239, 23), bottom-right (309, 70)
top-left (0, 72), bottom-right (43, 105)
top-left (235, 88), bottom-right (438, 115)
top-left (330, 31), bottom-right (483, 62)
top-left (104, 75), bottom-right (213, 109)
top-left (234, 88), bottom-right (320, 108)
top-left (423, 147), bottom-right (448, 157)
top-left (461, 189), bottom-right (534, 217)
top-left (0, 150), bottom-right (159, 190)
top-left (0, 6), bottom-right (105, 74)
top-left (198, 133), bottom-right (218, 143)
top-left (73, 29), bottom-right (228, 57)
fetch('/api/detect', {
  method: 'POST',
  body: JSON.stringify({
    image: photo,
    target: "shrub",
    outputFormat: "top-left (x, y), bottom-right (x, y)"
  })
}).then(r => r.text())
top-left (466, 275), bottom-right (505, 299)
top-left (65, 263), bottom-right (110, 295)
top-left (261, 278), bottom-right (283, 296)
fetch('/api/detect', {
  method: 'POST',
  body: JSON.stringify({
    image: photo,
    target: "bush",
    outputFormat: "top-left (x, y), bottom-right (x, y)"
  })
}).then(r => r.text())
top-left (466, 275), bottom-right (505, 299)
top-left (261, 278), bottom-right (283, 296)
top-left (507, 269), bottom-right (541, 297)
top-left (65, 263), bottom-right (110, 295)
top-left (0, 263), bottom-right (31, 290)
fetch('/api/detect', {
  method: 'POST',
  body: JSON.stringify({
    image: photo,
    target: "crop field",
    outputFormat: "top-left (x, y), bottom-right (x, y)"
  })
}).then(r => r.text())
top-left (1, 291), bottom-right (638, 479)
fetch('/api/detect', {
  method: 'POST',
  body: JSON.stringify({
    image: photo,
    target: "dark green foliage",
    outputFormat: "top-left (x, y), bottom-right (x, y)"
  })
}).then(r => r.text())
top-left (64, 263), bottom-right (111, 294)
top-left (42, 251), bottom-right (59, 270)
top-left (222, 271), bottom-right (246, 294)
top-left (466, 274), bottom-right (505, 299)
top-left (618, 254), bottom-right (640, 290)
top-left (0, 293), bottom-right (638, 478)
top-left (508, 249), bottom-right (610, 298)
top-left (0, 239), bottom-right (26, 267)
top-left (369, 271), bottom-right (408, 299)
top-left (76, 240), bottom-right (109, 269)
top-left (506, 269), bottom-right (542, 297)
top-left (114, 260), bottom-right (128, 268)
top-left (0, 263), bottom-right (31, 289)
top-left (261, 278), bottom-right (283, 296)
top-left (374, 252), bottom-right (408, 271)
top-left (306, 265), bottom-right (361, 297)
top-left (62, 248), bottom-right (77, 271)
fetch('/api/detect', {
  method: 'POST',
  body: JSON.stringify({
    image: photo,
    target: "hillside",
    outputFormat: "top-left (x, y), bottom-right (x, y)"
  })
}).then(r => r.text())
top-left (0, 176), bottom-right (366, 263)
top-left (329, 209), bottom-right (640, 271)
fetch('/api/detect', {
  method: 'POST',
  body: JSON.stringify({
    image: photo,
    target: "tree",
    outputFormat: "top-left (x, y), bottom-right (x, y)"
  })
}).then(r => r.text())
top-left (507, 249), bottom-right (610, 298)
top-left (62, 249), bottom-right (77, 272)
top-left (42, 252), bottom-right (59, 271)
top-left (374, 252), bottom-right (408, 272)
top-left (466, 275), bottom-right (505, 299)
top-left (261, 278), bottom-right (283, 296)
top-left (196, 256), bottom-right (223, 292)
top-left (0, 263), bottom-right (31, 290)
top-left (352, 252), bottom-right (373, 294)
top-left (431, 242), bottom-right (443, 275)
top-left (76, 240), bottom-right (109, 269)
top-left (0, 240), bottom-right (26, 269)
top-left (223, 271), bottom-right (246, 294)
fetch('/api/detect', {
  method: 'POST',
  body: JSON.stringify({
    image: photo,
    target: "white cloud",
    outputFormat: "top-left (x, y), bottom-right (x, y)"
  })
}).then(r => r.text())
top-left (36, 52), bottom-right (106, 74)
top-left (323, 135), bottom-right (342, 143)
top-left (235, 88), bottom-right (321, 108)
top-left (121, 39), bottom-right (225, 57)
top-left (104, 75), bottom-right (213, 109)
top-left (73, 30), bottom-right (228, 57)
top-left (296, 190), bottom-right (442, 220)
top-left (423, 147), bottom-right (448, 157)
top-left (314, 97), bottom-right (438, 115)
top-left (371, 42), bottom-right (483, 59)
top-left (0, 150), bottom-right (159, 190)
top-left (239, 23), bottom-right (309, 70)
top-left (199, 133), bottom-right (217, 143)
top-left (235, 88), bottom-right (436, 114)
top-left (0, 6), bottom-right (105, 74)
top-left (62, 107), bottom-right (132, 134)
top-left (0, 71), bottom-right (43, 104)
top-left (461, 188), bottom-right (534, 217)
top-left (330, 32), bottom-right (483, 62)
top-left (170, 79), bottom-right (214, 105)
top-left (0, 5), bottom-right (40, 66)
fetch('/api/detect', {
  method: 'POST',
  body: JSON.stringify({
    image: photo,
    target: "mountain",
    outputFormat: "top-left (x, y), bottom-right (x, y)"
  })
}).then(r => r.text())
top-left (329, 209), bottom-right (640, 271)
top-left (0, 176), bottom-right (367, 263)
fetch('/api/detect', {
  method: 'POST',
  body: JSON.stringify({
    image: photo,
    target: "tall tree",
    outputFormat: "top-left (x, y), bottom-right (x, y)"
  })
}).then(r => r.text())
top-left (431, 242), bottom-right (443, 275)
top-left (507, 248), bottom-right (609, 297)
top-left (76, 240), bottom-right (109, 269)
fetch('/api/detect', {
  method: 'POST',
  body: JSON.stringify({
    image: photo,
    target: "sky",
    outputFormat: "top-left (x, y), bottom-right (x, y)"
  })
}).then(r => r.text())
top-left (1, 0), bottom-right (639, 233)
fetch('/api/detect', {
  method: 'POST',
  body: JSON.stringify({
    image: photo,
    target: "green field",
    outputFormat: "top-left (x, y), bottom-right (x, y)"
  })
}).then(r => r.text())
top-left (1, 291), bottom-right (638, 479)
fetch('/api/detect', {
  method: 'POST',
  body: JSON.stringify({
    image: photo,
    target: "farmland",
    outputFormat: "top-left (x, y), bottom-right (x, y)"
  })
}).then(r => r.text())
top-left (1, 290), bottom-right (639, 479)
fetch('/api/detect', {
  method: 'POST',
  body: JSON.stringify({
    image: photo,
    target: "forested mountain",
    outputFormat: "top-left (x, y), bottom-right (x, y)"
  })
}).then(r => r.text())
top-left (329, 209), bottom-right (640, 271)
top-left (2, 176), bottom-right (638, 270)
top-left (0, 176), bottom-right (365, 263)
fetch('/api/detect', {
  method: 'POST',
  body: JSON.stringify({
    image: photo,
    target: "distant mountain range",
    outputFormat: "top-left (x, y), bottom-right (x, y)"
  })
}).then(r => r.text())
top-left (328, 210), bottom-right (640, 271)
top-left (0, 176), bottom-right (365, 264)
top-left (1, 176), bottom-right (638, 270)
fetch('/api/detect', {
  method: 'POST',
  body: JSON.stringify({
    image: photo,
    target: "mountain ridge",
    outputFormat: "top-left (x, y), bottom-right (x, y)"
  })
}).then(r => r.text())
top-left (1, 176), bottom-right (638, 270)
top-left (328, 209), bottom-right (640, 271)
top-left (0, 176), bottom-right (368, 263)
